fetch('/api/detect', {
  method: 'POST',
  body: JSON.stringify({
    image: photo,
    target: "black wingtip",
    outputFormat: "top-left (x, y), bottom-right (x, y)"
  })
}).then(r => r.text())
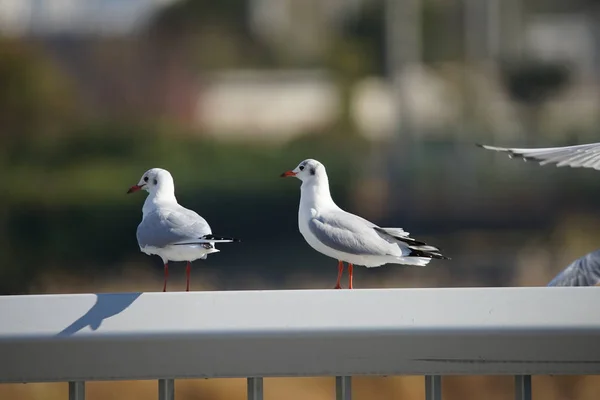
top-left (475, 143), bottom-right (485, 148)
top-left (408, 248), bottom-right (450, 260)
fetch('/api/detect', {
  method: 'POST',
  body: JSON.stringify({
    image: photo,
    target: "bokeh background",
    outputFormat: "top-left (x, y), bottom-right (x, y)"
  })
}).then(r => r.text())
top-left (2, 0), bottom-right (600, 398)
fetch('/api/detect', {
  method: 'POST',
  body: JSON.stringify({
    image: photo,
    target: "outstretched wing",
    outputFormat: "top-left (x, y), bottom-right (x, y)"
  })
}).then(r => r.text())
top-left (477, 142), bottom-right (600, 170)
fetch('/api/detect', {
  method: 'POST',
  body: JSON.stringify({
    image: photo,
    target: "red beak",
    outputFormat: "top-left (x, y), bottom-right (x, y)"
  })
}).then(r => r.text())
top-left (127, 185), bottom-right (142, 194)
top-left (280, 170), bottom-right (296, 177)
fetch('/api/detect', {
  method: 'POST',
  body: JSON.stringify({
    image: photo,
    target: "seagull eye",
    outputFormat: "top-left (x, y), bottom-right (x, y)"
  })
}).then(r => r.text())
top-left (299, 166), bottom-right (305, 171)
top-left (144, 176), bottom-right (149, 182)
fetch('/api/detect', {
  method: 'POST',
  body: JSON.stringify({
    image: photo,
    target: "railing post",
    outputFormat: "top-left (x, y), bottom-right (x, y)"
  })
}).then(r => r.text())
top-left (158, 378), bottom-right (174, 400)
top-left (68, 381), bottom-right (85, 400)
top-left (514, 375), bottom-right (532, 400)
top-left (247, 377), bottom-right (263, 400)
top-left (425, 375), bottom-right (442, 400)
top-left (336, 376), bottom-right (352, 400)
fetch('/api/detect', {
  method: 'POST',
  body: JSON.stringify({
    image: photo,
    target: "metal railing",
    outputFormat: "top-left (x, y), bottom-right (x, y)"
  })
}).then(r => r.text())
top-left (1, 287), bottom-right (599, 400)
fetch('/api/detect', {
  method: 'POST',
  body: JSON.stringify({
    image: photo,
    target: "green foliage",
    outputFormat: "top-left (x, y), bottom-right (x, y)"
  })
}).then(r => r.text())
top-left (147, 0), bottom-right (249, 37)
top-left (144, 0), bottom-right (272, 70)
top-left (0, 38), bottom-right (78, 141)
top-left (6, 123), bottom-right (370, 204)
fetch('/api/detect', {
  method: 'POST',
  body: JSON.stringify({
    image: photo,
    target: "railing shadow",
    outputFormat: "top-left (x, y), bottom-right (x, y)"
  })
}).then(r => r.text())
top-left (57, 292), bottom-right (142, 337)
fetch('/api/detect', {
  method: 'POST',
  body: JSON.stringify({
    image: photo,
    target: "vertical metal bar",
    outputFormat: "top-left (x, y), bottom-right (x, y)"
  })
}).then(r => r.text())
top-left (335, 376), bottom-right (351, 400)
top-left (383, 0), bottom-right (423, 211)
top-left (158, 378), bottom-right (174, 400)
top-left (68, 381), bottom-right (85, 400)
top-left (506, 0), bottom-right (524, 57)
top-left (247, 377), bottom-right (263, 400)
top-left (486, 0), bottom-right (501, 61)
top-left (384, 0), bottom-right (422, 140)
top-left (514, 375), bottom-right (532, 400)
top-left (425, 375), bottom-right (442, 400)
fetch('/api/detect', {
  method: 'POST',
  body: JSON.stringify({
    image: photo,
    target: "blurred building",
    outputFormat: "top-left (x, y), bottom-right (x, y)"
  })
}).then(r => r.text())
top-left (195, 69), bottom-right (340, 142)
top-left (1, 0), bottom-right (600, 144)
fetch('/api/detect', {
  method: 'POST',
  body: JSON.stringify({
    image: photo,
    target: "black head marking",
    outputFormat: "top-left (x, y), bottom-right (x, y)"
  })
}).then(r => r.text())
top-left (153, 179), bottom-right (158, 185)
top-left (310, 167), bottom-right (316, 176)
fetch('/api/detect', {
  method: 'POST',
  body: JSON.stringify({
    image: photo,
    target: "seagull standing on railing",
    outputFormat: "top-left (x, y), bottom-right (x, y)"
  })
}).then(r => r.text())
top-left (477, 142), bottom-right (600, 286)
top-left (280, 159), bottom-right (449, 289)
top-left (127, 168), bottom-right (240, 292)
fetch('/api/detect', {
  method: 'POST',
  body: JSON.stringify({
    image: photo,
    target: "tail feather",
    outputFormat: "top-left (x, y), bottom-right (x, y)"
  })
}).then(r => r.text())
top-left (408, 248), bottom-right (450, 260)
top-left (396, 256), bottom-right (432, 267)
top-left (374, 227), bottom-right (429, 247)
top-left (173, 234), bottom-right (241, 246)
top-left (202, 234), bottom-right (241, 243)
top-left (374, 227), bottom-right (450, 260)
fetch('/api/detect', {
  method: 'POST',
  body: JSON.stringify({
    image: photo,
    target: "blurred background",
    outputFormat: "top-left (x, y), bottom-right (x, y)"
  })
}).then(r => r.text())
top-left (2, 0), bottom-right (600, 398)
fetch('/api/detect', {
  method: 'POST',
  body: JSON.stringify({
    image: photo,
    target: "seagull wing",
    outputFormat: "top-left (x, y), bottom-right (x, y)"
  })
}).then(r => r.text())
top-left (137, 206), bottom-right (213, 249)
top-left (477, 142), bottom-right (600, 170)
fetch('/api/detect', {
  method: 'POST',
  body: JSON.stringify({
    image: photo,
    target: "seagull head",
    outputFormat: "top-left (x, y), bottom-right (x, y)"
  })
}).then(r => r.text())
top-left (280, 159), bottom-right (325, 183)
top-left (127, 168), bottom-right (175, 195)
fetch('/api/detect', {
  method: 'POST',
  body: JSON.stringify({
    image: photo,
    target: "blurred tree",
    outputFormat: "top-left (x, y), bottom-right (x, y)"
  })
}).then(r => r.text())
top-left (144, 0), bottom-right (272, 69)
top-left (0, 38), bottom-right (78, 148)
top-left (333, 0), bottom-right (385, 76)
top-left (0, 38), bottom-right (80, 294)
top-left (148, 0), bottom-right (248, 36)
top-left (500, 59), bottom-right (571, 145)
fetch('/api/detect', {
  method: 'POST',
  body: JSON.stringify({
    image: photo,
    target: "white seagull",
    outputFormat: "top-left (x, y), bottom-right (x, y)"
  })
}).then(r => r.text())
top-left (280, 159), bottom-right (449, 289)
top-left (478, 141), bottom-right (600, 286)
top-left (127, 168), bottom-right (240, 292)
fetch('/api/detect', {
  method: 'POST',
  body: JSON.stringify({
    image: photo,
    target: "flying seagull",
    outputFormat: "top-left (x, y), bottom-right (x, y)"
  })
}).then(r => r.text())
top-left (478, 141), bottom-right (600, 286)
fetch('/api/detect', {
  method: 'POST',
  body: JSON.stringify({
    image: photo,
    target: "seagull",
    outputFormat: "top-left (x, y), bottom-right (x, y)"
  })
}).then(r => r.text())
top-left (127, 168), bottom-right (240, 292)
top-left (280, 159), bottom-right (449, 289)
top-left (478, 141), bottom-right (600, 286)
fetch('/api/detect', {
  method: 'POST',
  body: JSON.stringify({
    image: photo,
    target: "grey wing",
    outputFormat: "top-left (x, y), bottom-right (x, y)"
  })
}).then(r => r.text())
top-left (547, 249), bottom-right (600, 287)
top-left (137, 208), bottom-right (212, 248)
top-left (478, 142), bottom-right (600, 170)
top-left (308, 211), bottom-right (393, 256)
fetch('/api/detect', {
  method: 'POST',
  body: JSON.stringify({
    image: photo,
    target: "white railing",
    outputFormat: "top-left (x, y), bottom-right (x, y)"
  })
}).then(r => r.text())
top-left (1, 287), bottom-right (600, 400)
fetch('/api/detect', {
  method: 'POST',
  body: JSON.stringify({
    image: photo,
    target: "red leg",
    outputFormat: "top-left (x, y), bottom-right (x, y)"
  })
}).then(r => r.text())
top-left (348, 263), bottom-right (354, 289)
top-left (334, 260), bottom-right (344, 289)
top-left (162, 263), bottom-right (169, 292)
top-left (185, 261), bottom-right (191, 292)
